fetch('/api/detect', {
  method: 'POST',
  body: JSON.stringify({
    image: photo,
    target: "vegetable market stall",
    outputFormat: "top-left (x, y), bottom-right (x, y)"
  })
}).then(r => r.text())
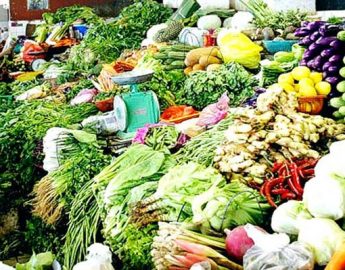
top-left (1, 0), bottom-right (345, 270)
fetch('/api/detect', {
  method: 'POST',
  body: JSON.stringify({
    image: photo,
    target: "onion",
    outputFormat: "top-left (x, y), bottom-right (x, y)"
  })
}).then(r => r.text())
top-left (225, 226), bottom-right (255, 262)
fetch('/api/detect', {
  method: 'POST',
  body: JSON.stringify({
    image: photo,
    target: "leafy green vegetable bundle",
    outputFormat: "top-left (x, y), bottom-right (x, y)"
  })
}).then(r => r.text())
top-left (90, 144), bottom-right (175, 270)
top-left (174, 116), bottom-right (233, 167)
top-left (182, 62), bottom-right (257, 110)
top-left (31, 130), bottom-right (110, 225)
top-left (192, 181), bottom-right (271, 234)
top-left (132, 162), bottom-right (226, 226)
top-left (77, 0), bottom-right (173, 64)
top-left (42, 5), bottom-right (101, 25)
top-left (239, 0), bottom-right (307, 31)
top-left (141, 68), bottom-right (186, 109)
top-left (0, 102), bottom-right (97, 259)
top-left (0, 102), bottom-right (97, 213)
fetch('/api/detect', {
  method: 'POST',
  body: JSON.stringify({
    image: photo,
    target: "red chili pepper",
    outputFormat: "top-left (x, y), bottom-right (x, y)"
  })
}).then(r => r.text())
top-left (271, 188), bottom-right (290, 195)
top-left (287, 177), bottom-right (300, 196)
top-left (297, 167), bottom-right (305, 178)
top-left (302, 168), bottom-right (315, 176)
top-left (299, 159), bottom-right (318, 169)
top-left (264, 177), bottom-right (284, 208)
top-left (289, 162), bottom-right (304, 195)
top-left (278, 163), bottom-right (289, 177)
top-left (281, 191), bottom-right (297, 200)
top-left (272, 162), bottom-right (283, 173)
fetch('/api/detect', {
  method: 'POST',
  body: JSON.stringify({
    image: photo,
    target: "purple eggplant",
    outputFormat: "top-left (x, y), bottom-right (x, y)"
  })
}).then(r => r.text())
top-left (321, 48), bottom-right (336, 58)
top-left (325, 76), bottom-right (341, 85)
top-left (302, 21), bottom-right (310, 27)
top-left (308, 42), bottom-right (324, 52)
top-left (328, 65), bottom-right (340, 75)
top-left (323, 61), bottom-right (333, 71)
top-left (316, 36), bottom-right (337, 46)
top-left (329, 54), bottom-right (342, 63)
top-left (307, 59), bottom-right (316, 69)
top-left (303, 49), bottom-right (318, 59)
top-left (330, 40), bottom-right (345, 50)
top-left (323, 71), bottom-right (328, 78)
top-left (302, 21), bottom-right (309, 27)
top-left (307, 21), bottom-right (325, 31)
top-left (319, 24), bottom-right (343, 36)
top-left (310, 31), bottom-right (321, 41)
top-left (295, 27), bottom-right (311, 37)
top-left (299, 36), bottom-right (313, 46)
top-left (314, 55), bottom-right (325, 68)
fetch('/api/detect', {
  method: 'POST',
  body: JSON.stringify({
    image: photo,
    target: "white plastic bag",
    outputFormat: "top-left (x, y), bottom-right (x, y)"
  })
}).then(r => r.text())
top-left (82, 111), bottom-right (120, 135)
top-left (243, 242), bottom-right (314, 270)
top-left (197, 0), bottom-right (230, 9)
top-left (73, 243), bottom-right (114, 270)
top-left (179, 27), bottom-right (206, 47)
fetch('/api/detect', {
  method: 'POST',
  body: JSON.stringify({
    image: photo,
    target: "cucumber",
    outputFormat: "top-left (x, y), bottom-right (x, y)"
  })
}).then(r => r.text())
top-left (170, 44), bottom-right (198, 52)
top-left (168, 51), bottom-right (187, 60)
top-left (153, 53), bottom-right (169, 60)
top-left (164, 58), bottom-right (175, 65)
top-left (170, 60), bottom-right (185, 66)
top-left (163, 64), bottom-right (185, 71)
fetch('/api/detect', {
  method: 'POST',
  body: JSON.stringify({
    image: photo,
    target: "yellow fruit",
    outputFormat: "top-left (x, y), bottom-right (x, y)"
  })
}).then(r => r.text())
top-left (299, 78), bottom-right (315, 87)
top-left (278, 73), bottom-right (294, 85)
top-left (279, 82), bottom-right (295, 93)
top-left (299, 85), bottom-right (318, 97)
top-left (292, 66), bottom-right (311, 81)
top-left (315, 81), bottom-right (332, 95)
top-left (310, 72), bottom-right (323, 84)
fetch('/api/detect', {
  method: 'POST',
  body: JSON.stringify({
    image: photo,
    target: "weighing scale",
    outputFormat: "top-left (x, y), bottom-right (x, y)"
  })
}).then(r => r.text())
top-left (111, 69), bottom-right (160, 139)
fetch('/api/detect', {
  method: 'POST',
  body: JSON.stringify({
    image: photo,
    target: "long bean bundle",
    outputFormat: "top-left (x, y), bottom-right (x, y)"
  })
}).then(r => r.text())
top-left (174, 116), bottom-right (233, 166)
top-left (63, 180), bottom-right (100, 270)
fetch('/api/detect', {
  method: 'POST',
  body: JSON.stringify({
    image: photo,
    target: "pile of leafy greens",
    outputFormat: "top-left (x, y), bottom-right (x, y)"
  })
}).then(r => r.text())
top-left (141, 68), bottom-right (186, 110)
top-left (92, 144), bottom-right (175, 270)
top-left (0, 101), bottom-right (97, 258)
top-left (75, 0), bottom-right (173, 64)
top-left (42, 5), bottom-right (101, 25)
top-left (181, 62), bottom-right (257, 110)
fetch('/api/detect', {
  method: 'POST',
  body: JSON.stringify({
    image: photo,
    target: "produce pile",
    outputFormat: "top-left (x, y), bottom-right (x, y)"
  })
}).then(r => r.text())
top-left (2, 1), bottom-right (345, 270)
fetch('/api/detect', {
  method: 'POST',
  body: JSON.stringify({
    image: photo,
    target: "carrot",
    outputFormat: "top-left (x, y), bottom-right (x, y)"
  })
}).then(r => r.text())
top-left (325, 242), bottom-right (345, 270)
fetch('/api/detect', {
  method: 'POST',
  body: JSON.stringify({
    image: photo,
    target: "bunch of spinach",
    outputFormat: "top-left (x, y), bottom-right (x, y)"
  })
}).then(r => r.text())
top-left (182, 63), bottom-right (257, 110)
